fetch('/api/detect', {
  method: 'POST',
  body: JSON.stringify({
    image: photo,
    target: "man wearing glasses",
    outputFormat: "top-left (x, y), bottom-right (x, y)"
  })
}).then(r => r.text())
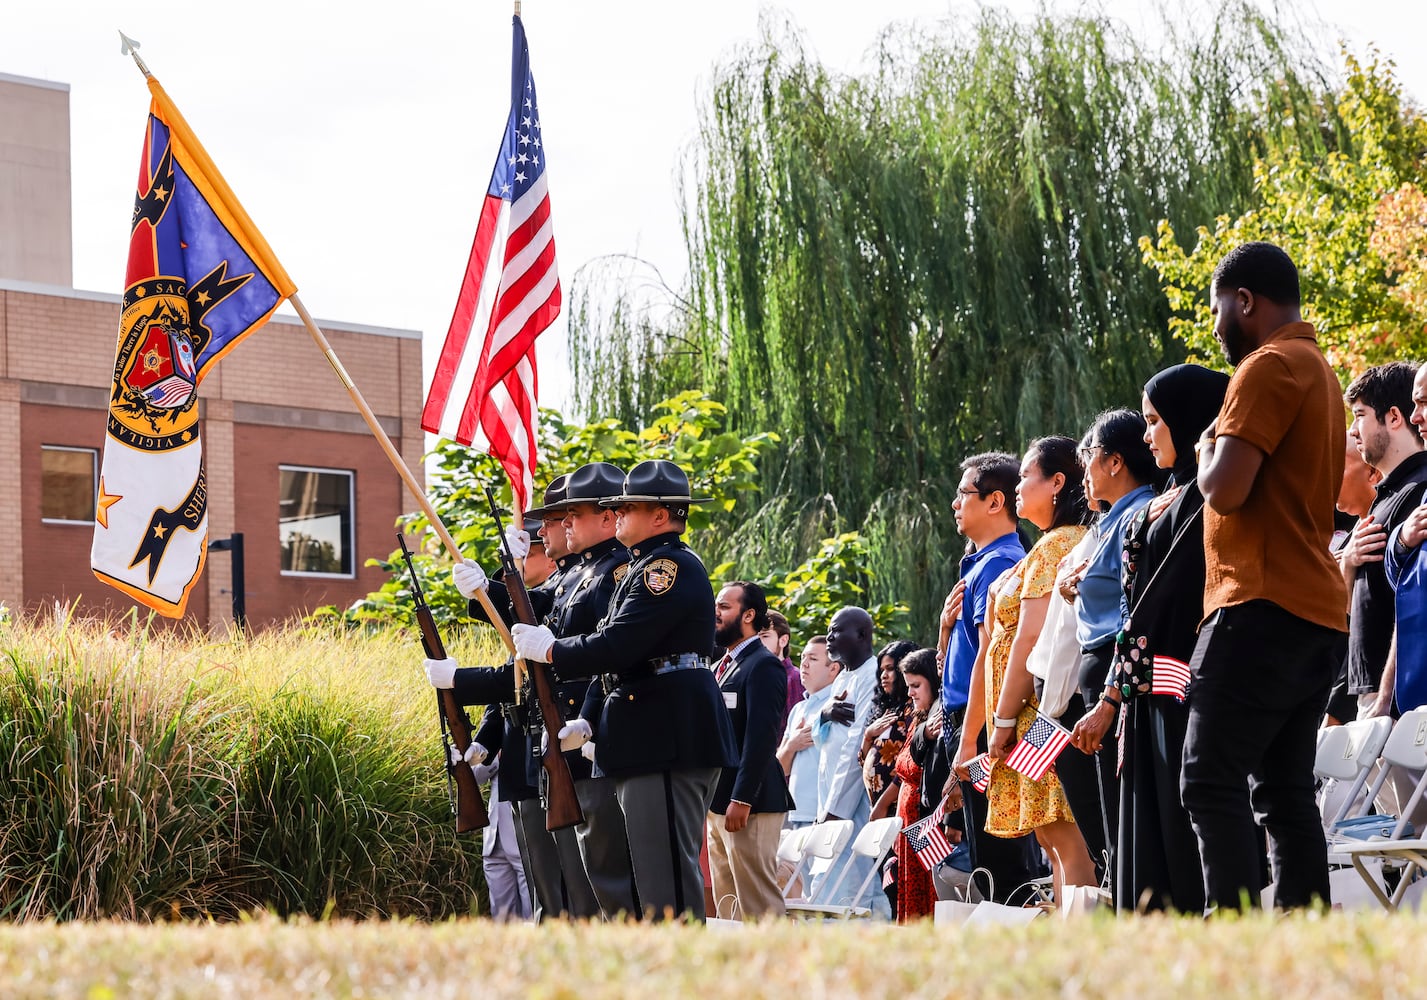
top-left (938, 452), bottom-right (1040, 898)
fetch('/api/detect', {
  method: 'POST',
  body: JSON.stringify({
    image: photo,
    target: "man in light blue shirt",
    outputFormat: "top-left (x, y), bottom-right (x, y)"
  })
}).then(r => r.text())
top-left (777, 636), bottom-right (838, 827)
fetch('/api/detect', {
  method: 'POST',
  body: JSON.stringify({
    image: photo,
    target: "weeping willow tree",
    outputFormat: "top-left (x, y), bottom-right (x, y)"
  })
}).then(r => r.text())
top-left (569, 4), bottom-right (1340, 632)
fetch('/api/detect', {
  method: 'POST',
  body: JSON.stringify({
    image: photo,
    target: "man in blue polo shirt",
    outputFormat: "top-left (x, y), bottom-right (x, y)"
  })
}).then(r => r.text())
top-left (939, 451), bottom-right (1041, 898)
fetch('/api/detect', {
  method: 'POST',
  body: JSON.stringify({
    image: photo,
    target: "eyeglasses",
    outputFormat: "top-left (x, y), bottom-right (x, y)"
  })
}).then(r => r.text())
top-left (1077, 445), bottom-right (1108, 464)
top-left (955, 487), bottom-right (989, 499)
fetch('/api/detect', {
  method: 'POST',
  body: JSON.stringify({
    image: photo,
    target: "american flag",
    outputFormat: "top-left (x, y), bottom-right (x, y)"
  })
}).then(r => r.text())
top-left (1149, 655), bottom-right (1192, 701)
top-left (421, 14), bottom-right (560, 512)
top-left (1115, 698), bottom-right (1128, 778)
top-left (1004, 714), bottom-right (1073, 781)
top-left (903, 798), bottom-right (953, 871)
top-left (965, 753), bottom-right (993, 793)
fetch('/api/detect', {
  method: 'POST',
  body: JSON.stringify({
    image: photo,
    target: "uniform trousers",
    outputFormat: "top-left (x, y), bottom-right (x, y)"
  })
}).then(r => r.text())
top-left (1181, 600), bottom-right (1338, 911)
top-left (574, 775), bottom-right (640, 918)
top-left (615, 767), bottom-right (720, 921)
top-left (706, 809), bottom-right (787, 920)
top-left (511, 797), bottom-right (600, 920)
top-left (482, 796), bottom-right (531, 922)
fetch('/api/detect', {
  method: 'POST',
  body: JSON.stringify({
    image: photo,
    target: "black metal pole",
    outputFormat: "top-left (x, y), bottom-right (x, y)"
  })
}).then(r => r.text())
top-left (228, 532), bottom-right (246, 632)
top-left (207, 533), bottom-right (247, 633)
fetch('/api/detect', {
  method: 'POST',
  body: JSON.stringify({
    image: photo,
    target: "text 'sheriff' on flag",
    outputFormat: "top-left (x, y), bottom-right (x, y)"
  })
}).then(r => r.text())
top-left (91, 75), bottom-right (295, 617)
top-left (421, 13), bottom-right (561, 513)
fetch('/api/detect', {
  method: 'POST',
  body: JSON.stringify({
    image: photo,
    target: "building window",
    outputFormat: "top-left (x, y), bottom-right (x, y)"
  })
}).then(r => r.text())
top-left (41, 446), bottom-right (98, 524)
top-left (279, 466), bottom-right (354, 577)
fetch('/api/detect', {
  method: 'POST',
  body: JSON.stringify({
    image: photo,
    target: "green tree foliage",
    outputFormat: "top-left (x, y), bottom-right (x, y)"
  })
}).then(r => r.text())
top-left (568, 5), bottom-right (1335, 629)
top-left (772, 533), bottom-right (910, 646)
top-left (341, 392), bottom-right (779, 625)
top-left (342, 393), bottom-right (908, 645)
top-left (1141, 49), bottom-right (1427, 379)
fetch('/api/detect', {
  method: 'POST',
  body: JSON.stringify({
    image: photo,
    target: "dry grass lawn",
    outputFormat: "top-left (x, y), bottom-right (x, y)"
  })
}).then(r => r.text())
top-left (0, 911), bottom-right (1423, 999)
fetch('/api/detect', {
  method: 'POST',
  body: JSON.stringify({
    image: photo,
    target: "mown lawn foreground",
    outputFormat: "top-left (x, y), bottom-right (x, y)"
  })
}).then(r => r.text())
top-left (0, 912), bottom-right (1422, 999)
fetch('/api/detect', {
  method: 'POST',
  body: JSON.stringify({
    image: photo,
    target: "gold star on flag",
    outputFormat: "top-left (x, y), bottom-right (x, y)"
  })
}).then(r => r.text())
top-left (96, 481), bottom-right (122, 529)
top-left (195, 290), bottom-right (211, 306)
top-left (152, 523), bottom-right (167, 540)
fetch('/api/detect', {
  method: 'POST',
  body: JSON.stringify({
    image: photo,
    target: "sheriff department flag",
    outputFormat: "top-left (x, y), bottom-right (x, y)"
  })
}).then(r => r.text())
top-left (92, 76), bottom-right (295, 616)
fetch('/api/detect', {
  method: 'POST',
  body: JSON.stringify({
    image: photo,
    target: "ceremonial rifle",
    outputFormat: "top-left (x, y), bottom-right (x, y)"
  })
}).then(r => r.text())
top-left (398, 534), bottom-right (489, 832)
top-left (486, 488), bottom-right (585, 830)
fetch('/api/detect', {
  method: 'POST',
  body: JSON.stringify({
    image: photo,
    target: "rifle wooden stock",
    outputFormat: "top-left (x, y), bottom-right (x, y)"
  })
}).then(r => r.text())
top-left (504, 579), bottom-right (585, 831)
top-left (416, 604), bottom-right (489, 832)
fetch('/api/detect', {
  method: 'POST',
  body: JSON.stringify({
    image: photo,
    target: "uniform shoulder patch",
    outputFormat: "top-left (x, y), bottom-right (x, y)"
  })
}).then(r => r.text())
top-left (643, 557), bottom-right (679, 595)
top-left (613, 564), bottom-right (630, 583)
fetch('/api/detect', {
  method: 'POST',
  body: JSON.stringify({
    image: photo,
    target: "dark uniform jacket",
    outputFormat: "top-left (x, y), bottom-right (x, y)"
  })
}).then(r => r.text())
top-left (549, 538), bottom-right (631, 742)
top-left (550, 532), bottom-right (738, 778)
top-left (710, 640), bottom-right (794, 815)
top-left (453, 561), bottom-right (593, 788)
top-left (471, 706), bottom-right (537, 801)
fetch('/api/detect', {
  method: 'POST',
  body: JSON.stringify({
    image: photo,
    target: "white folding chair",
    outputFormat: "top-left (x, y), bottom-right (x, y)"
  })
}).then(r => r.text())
top-left (1335, 708), bottom-right (1427, 909)
top-left (1316, 716), bottom-right (1393, 832)
top-left (783, 820), bottom-right (853, 905)
top-left (777, 826), bottom-right (814, 902)
top-left (787, 816), bottom-right (903, 920)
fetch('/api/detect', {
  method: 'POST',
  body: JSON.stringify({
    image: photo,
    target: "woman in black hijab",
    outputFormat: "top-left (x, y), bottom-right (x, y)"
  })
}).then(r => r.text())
top-left (1111, 363), bottom-right (1229, 913)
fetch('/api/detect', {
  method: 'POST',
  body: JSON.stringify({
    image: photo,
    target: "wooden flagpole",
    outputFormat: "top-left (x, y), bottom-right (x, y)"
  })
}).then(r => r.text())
top-left (290, 295), bottom-right (522, 657)
top-left (118, 31), bottom-right (528, 677)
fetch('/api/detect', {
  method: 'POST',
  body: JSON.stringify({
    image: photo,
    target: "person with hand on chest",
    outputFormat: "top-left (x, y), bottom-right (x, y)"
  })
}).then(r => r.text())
top-left (707, 580), bottom-right (794, 920)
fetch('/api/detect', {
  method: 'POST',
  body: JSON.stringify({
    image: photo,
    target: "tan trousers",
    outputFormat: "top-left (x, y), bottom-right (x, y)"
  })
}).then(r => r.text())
top-left (707, 810), bottom-right (787, 920)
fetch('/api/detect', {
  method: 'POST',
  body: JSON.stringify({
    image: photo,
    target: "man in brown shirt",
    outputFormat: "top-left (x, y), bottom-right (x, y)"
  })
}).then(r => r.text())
top-left (1183, 241), bottom-right (1348, 912)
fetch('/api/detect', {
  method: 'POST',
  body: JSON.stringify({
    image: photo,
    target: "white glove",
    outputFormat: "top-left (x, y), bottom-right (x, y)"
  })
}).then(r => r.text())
top-left (505, 525), bottom-right (531, 560)
top-left (452, 558), bottom-right (488, 599)
top-left (512, 623), bottom-right (555, 662)
top-left (424, 656), bottom-right (458, 689)
top-left (558, 718), bottom-right (592, 751)
top-left (449, 742), bottom-right (495, 783)
top-left (581, 740), bottom-right (597, 763)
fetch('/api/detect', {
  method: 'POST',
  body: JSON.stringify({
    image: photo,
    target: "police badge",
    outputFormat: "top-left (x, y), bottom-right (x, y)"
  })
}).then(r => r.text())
top-left (643, 558), bottom-right (678, 595)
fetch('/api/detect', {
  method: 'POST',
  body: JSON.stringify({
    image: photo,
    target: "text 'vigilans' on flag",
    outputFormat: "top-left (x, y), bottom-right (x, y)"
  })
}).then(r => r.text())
top-left (422, 13), bottom-right (560, 513)
top-left (91, 76), bottom-right (295, 617)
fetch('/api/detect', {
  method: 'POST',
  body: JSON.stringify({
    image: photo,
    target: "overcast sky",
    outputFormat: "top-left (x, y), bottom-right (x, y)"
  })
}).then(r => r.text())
top-left (4, 1), bottom-right (1425, 416)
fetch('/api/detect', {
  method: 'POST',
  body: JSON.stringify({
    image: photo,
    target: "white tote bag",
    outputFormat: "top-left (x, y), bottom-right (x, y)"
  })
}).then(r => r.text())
top-left (1026, 532), bottom-right (1096, 719)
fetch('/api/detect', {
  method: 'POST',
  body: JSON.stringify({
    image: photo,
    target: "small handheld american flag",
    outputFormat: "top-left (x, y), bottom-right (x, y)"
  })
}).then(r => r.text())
top-left (1115, 698), bottom-right (1128, 778)
top-left (965, 753), bottom-right (993, 793)
top-left (1005, 714), bottom-right (1073, 781)
top-left (903, 798), bottom-right (953, 871)
top-left (1149, 655), bottom-right (1192, 701)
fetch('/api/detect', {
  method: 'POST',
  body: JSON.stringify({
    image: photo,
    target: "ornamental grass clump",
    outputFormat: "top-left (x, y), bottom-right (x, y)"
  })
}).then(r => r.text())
top-left (0, 609), bottom-right (238, 919)
top-left (0, 609), bottom-right (494, 920)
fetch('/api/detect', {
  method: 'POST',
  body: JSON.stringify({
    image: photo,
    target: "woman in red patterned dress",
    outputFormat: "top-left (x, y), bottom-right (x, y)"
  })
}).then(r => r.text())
top-left (892, 647), bottom-right (943, 922)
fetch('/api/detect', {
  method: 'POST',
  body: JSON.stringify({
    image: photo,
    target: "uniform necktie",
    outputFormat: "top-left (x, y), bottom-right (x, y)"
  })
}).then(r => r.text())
top-left (714, 653), bottom-right (733, 683)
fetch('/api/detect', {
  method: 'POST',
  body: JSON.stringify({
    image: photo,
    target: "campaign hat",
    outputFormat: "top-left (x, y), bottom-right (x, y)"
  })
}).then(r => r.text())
top-left (600, 460), bottom-right (711, 509)
top-left (562, 462), bottom-right (627, 504)
top-left (525, 474), bottom-right (572, 517)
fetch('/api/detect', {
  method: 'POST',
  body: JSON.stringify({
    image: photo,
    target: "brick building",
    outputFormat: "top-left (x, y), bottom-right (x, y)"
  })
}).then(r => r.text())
top-left (1, 71), bottom-right (425, 629)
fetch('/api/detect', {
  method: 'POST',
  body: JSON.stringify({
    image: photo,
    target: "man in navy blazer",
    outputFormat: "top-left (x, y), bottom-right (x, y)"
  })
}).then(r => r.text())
top-left (708, 581), bottom-right (794, 919)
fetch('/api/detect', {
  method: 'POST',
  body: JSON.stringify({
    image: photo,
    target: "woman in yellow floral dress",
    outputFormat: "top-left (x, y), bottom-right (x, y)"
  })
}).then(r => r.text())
top-left (957, 436), bottom-right (1097, 905)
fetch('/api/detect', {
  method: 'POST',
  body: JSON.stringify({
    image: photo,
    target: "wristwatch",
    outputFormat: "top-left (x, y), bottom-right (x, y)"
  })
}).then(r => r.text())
top-left (991, 714), bottom-right (1018, 729)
